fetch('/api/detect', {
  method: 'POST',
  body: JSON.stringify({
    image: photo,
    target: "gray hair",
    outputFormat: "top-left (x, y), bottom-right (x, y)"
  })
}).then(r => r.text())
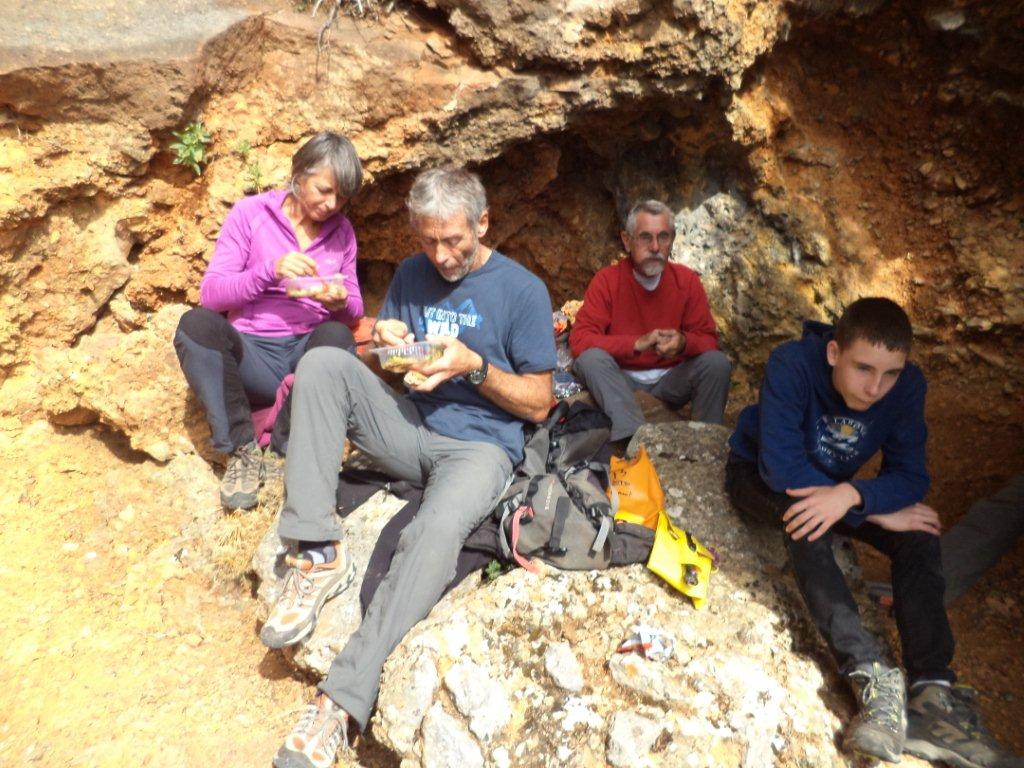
top-left (624, 199), bottom-right (676, 236)
top-left (291, 131), bottom-right (363, 197)
top-left (407, 167), bottom-right (488, 225)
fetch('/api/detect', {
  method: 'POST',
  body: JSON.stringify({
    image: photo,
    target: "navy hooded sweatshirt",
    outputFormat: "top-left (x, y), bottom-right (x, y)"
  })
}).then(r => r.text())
top-left (729, 321), bottom-right (929, 525)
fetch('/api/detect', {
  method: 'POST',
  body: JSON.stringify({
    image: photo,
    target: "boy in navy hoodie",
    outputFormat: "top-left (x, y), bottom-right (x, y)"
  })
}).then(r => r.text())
top-left (727, 298), bottom-right (1021, 767)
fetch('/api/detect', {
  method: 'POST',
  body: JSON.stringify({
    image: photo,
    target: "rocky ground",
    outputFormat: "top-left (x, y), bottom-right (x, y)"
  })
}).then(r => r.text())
top-left (1, 0), bottom-right (1021, 765)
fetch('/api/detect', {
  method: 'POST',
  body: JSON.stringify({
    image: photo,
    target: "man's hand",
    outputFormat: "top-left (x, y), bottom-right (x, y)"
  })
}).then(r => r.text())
top-left (634, 330), bottom-right (660, 353)
top-left (411, 335), bottom-right (481, 392)
top-left (373, 319), bottom-right (414, 347)
top-left (866, 503), bottom-right (942, 536)
top-left (315, 282), bottom-right (348, 312)
top-left (782, 482), bottom-right (862, 541)
top-left (654, 329), bottom-right (686, 357)
top-left (275, 251), bottom-right (318, 279)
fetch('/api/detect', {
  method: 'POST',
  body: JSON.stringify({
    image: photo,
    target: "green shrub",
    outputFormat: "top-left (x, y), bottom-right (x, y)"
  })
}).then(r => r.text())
top-left (170, 122), bottom-right (213, 176)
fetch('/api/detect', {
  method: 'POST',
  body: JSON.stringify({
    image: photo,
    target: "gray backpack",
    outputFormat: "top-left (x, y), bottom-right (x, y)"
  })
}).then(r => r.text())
top-left (494, 401), bottom-right (621, 571)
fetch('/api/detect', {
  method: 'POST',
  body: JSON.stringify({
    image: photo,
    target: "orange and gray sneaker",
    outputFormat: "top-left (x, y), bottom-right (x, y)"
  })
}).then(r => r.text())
top-left (905, 683), bottom-right (1024, 768)
top-left (259, 543), bottom-right (355, 650)
top-left (273, 693), bottom-right (350, 768)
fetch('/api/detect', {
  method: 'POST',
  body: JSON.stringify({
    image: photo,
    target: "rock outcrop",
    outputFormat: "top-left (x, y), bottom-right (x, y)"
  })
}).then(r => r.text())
top-left (252, 420), bottom-right (930, 767)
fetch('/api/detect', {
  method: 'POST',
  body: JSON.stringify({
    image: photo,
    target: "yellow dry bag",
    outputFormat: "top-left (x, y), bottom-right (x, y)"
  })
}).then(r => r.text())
top-left (647, 511), bottom-right (716, 609)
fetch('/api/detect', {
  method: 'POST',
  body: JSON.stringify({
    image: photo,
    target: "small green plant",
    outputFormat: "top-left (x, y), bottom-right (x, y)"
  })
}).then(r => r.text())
top-left (484, 559), bottom-right (508, 582)
top-left (234, 139), bottom-right (252, 162)
top-left (170, 121), bottom-right (212, 176)
top-left (234, 140), bottom-right (264, 193)
top-left (244, 160), bottom-right (265, 193)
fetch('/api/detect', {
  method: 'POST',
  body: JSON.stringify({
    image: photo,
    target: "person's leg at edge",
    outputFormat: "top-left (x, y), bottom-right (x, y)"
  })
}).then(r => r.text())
top-left (269, 321), bottom-right (356, 458)
top-left (941, 473), bottom-right (1024, 605)
top-left (318, 436), bottom-right (512, 730)
top-left (572, 347), bottom-right (644, 441)
top-left (649, 349), bottom-right (731, 425)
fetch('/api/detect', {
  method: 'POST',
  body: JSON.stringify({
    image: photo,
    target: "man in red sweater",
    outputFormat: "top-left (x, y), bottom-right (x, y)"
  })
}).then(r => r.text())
top-left (569, 200), bottom-right (731, 441)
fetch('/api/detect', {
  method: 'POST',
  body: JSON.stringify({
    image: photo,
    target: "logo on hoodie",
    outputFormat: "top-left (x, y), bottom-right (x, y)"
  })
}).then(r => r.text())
top-left (815, 415), bottom-right (867, 467)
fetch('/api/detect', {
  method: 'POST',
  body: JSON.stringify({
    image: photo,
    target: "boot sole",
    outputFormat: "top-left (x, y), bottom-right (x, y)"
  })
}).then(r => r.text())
top-left (904, 738), bottom-right (986, 768)
top-left (221, 489), bottom-right (260, 510)
top-left (260, 559), bottom-right (356, 650)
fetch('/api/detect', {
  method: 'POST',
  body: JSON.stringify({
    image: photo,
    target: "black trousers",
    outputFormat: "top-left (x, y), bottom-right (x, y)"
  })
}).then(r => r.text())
top-left (174, 307), bottom-right (355, 454)
top-left (725, 457), bottom-right (955, 685)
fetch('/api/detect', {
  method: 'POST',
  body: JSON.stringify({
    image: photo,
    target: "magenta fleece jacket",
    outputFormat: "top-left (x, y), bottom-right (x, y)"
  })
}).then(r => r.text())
top-left (199, 189), bottom-right (363, 336)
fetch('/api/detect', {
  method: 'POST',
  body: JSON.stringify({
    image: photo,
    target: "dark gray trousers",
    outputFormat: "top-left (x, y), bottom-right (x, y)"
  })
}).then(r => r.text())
top-left (942, 474), bottom-right (1024, 604)
top-left (278, 347), bottom-right (512, 728)
top-left (573, 347), bottom-right (731, 440)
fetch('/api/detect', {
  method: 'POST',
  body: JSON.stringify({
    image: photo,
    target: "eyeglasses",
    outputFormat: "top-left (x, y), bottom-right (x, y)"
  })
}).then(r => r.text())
top-left (633, 231), bottom-right (674, 246)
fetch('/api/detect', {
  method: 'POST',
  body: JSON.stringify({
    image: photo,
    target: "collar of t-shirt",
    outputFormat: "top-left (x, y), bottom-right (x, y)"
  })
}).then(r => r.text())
top-left (632, 269), bottom-right (663, 291)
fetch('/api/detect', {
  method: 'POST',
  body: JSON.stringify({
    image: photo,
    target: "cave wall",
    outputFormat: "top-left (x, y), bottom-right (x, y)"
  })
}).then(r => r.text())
top-left (0, 0), bottom-right (1020, 498)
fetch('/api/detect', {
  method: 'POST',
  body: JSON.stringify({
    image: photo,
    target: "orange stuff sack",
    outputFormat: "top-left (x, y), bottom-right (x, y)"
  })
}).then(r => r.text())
top-left (609, 446), bottom-right (664, 529)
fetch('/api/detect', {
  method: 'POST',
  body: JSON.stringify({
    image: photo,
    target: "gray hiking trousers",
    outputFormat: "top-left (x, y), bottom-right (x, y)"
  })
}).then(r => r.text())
top-left (277, 347), bottom-right (512, 728)
top-left (942, 474), bottom-right (1024, 605)
top-left (573, 347), bottom-right (731, 440)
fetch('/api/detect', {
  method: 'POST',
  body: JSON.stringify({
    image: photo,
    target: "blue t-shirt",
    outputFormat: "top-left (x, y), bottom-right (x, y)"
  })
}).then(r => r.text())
top-left (380, 250), bottom-right (557, 464)
top-left (729, 321), bottom-right (930, 523)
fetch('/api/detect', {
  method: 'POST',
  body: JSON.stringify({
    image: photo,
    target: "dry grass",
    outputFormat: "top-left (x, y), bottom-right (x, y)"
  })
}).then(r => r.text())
top-left (210, 478), bottom-right (283, 578)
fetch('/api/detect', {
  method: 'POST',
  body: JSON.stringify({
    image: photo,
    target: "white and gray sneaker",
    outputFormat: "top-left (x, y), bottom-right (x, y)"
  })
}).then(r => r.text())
top-left (260, 543), bottom-right (355, 649)
top-left (273, 693), bottom-right (350, 768)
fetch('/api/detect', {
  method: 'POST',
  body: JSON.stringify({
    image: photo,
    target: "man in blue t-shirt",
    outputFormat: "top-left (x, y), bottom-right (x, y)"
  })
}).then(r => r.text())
top-left (727, 298), bottom-right (1020, 768)
top-left (262, 167), bottom-right (556, 768)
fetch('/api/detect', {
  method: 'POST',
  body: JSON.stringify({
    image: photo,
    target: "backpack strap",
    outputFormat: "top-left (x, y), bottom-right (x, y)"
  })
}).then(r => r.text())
top-left (509, 504), bottom-right (539, 574)
top-left (590, 514), bottom-right (613, 555)
top-left (547, 495), bottom-right (571, 556)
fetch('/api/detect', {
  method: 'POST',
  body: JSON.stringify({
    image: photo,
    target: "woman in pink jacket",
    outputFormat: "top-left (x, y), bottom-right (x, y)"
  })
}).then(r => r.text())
top-left (174, 131), bottom-right (364, 510)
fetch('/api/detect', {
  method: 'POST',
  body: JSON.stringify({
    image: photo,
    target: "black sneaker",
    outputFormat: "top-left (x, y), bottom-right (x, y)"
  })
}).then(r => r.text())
top-left (844, 662), bottom-right (907, 762)
top-left (905, 683), bottom-right (1024, 768)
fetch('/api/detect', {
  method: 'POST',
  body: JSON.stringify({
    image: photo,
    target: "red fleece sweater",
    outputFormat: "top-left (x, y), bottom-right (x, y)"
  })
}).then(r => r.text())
top-left (569, 259), bottom-right (719, 370)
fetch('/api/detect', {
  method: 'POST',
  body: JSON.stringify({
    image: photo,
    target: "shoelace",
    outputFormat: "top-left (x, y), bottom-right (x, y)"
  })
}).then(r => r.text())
top-left (856, 667), bottom-right (904, 729)
top-left (282, 568), bottom-right (319, 608)
top-left (224, 447), bottom-right (259, 483)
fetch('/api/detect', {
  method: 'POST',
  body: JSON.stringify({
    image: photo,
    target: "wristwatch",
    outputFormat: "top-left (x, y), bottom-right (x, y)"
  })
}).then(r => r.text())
top-left (467, 356), bottom-right (489, 386)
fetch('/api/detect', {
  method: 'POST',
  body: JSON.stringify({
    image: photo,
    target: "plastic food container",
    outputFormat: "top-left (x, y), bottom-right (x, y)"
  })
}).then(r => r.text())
top-left (282, 274), bottom-right (345, 298)
top-left (373, 342), bottom-right (445, 372)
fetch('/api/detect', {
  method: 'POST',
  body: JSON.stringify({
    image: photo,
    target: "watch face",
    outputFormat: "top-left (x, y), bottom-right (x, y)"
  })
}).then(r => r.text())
top-left (469, 362), bottom-right (488, 385)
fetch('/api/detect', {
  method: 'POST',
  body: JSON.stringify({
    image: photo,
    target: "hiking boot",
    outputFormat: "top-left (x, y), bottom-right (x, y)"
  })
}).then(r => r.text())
top-left (263, 447), bottom-right (286, 485)
top-left (273, 693), bottom-right (350, 768)
top-left (905, 683), bottom-right (1024, 768)
top-left (220, 441), bottom-right (264, 510)
top-left (260, 543), bottom-right (355, 649)
top-left (844, 662), bottom-right (907, 762)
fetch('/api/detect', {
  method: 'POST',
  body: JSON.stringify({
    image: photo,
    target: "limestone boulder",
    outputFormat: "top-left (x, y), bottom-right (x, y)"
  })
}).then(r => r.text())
top-left (254, 420), bottom-right (930, 767)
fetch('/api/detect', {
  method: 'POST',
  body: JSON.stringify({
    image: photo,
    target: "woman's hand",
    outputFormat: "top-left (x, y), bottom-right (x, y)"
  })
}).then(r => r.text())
top-left (315, 283), bottom-right (348, 311)
top-left (275, 251), bottom-right (318, 280)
